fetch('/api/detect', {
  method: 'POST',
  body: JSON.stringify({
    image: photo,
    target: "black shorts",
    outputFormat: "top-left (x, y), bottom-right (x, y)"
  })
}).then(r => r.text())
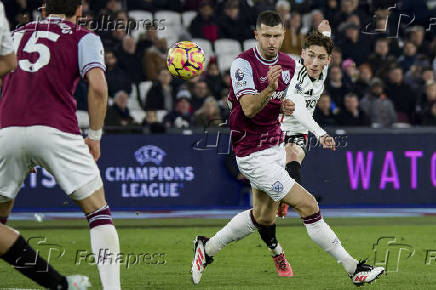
top-left (284, 134), bottom-right (308, 155)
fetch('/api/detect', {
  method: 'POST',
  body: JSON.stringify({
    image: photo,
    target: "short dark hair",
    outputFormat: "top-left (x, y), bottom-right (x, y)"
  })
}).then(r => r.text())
top-left (256, 10), bottom-right (283, 29)
top-left (304, 31), bottom-right (334, 54)
top-left (45, 0), bottom-right (82, 18)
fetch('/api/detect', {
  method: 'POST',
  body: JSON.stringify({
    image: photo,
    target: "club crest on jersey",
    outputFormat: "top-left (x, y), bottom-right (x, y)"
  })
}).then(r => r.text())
top-left (282, 70), bottom-right (290, 84)
top-left (134, 145), bottom-right (166, 165)
top-left (295, 82), bottom-right (304, 94)
top-left (272, 181), bottom-right (284, 193)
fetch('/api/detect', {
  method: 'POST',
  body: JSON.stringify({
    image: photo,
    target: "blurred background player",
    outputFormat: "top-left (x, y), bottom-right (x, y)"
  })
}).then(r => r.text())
top-left (0, 0), bottom-right (120, 289)
top-left (0, 1), bottom-right (90, 289)
top-left (278, 20), bottom-right (337, 218)
top-left (191, 11), bottom-right (384, 287)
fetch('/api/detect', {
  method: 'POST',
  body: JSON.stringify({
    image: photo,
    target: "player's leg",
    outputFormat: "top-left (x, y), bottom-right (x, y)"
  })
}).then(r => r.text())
top-left (278, 136), bottom-right (306, 217)
top-left (30, 126), bottom-right (120, 290)
top-left (0, 224), bottom-right (91, 289)
top-left (0, 199), bottom-right (14, 224)
top-left (251, 188), bottom-right (293, 276)
top-left (281, 183), bottom-right (384, 285)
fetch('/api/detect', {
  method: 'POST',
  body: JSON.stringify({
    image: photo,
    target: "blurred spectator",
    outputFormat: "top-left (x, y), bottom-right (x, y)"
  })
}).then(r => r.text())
top-left (105, 50), bottom-right (132, 97)
top-left (325, 66), bottom-right (348, 108)
top-left (143, 38), bottom-right (168, 81)
top-left (323, 0), bottom-right (339, 24)
top-left (105, 91), bottom-right (136, 127)
top-left (145, 69), bottom-right (174, 111)
top-left (422, 102), bottom-right (436, 126)
top-left (422, 82), bottom-right (436, 112)
top-left (385, 66), bottom-right (416, 124)
top-left (191, 81), bottom-right (210, 110)
top-left (116, 35), bottom-right (144, 84)
top-left (333, 0), bottom-right (355, 28)
top-left (189, 1), bottom-right (219, 42)
top-left (127, 0), bottom-right (182, 11)
top-left (106, 0), bottom-right (122, 13)
top-left (336, 93), bottom-right (371, 126)
top-left (303, 9), bottom-right (324, 34)
top-left (221, 70), bottom-right (231, 90)
top-left (338, 24), bottom-right (370, 65)
top-left (163, 96), bottom-right (193, 128)
top-left (218, 88), bottom-right (231, 121)
top-left (142, 111), bottom-right (166, 134)
top-left (281, 12), bottom-right (304, 56)
top-left (367, 38), bottom-right (396, 79)
top-left (276, 0), bottom-right (291, 23)
top-left (398, 41), bottom-right (418, 72)
top-left (313, 93), bottom-right (338, 127)
top-left (330, 47), bottom-right (342, 67)
top-left (217, 1), bottom-right (252, 41)
top-left (407, 26), bottom-right (429, 55)
top-left (342, 59), bottom-right (358, 86)
top-left (204, 60), bottom-right (222, 99)
top-left (360, 78), bottom-right (397, 128)
top-left (194, 97), bottom-right (223, 127)
top-left (352, 63), bottom-right (372, 98)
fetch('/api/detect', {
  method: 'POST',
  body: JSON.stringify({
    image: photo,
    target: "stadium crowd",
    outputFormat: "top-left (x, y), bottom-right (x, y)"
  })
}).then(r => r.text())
top-left (3, 0), bottom-right (436, 132)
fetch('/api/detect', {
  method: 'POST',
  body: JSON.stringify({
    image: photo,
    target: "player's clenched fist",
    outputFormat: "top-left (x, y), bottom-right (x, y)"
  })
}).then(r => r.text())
top-left (319, 134), bottom-right (336, 151)
top-left (281, 99), bottom-right (295, 116)
top-left (318, 20), bottom-right (331, 34)
top-left (267, 65), bottom-right (282, 91)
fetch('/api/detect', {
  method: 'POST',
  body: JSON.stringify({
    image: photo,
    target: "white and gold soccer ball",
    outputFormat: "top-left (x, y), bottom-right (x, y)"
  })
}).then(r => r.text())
top-left (166, 41), bottom-right (205, 80)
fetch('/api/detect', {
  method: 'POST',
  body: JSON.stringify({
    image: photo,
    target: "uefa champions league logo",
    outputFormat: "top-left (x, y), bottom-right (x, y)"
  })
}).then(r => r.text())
top-left (134, 145), bottom-right (166, 166)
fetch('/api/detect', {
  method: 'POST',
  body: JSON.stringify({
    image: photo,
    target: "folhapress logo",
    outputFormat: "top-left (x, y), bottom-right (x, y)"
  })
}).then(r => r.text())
top-left (105, 145), bottom-right (194, 198)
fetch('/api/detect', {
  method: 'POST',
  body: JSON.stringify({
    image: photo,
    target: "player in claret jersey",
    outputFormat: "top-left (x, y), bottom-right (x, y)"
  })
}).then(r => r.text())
top-left (191, 11), bottom-right (385, 287)
top-left (0, 1), bottom-right (120, 289)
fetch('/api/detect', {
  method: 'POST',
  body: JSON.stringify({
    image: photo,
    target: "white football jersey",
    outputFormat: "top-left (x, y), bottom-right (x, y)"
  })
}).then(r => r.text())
top-left (0, 2), bottom-right (13, 56)
top-left (281, 58), bottom-right (328, 138)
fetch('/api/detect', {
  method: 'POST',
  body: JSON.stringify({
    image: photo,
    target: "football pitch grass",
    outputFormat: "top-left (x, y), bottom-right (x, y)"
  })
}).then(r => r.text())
top-left (1, 216), bottom-right (436, 289)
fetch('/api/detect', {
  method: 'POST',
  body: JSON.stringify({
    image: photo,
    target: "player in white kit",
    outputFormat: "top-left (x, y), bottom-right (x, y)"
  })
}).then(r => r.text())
top-left (278, 20), bottom-right (337, 217)
top-left (0, 2), bottom-right (90, 289)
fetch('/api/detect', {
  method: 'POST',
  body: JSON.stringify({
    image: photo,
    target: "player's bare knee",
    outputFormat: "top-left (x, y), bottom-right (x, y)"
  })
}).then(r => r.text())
top-left (300, 199), bottom-right (319, 217)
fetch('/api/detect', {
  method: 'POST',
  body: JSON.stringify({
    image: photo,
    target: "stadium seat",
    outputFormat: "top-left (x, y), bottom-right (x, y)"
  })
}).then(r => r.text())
top-left (128, 10), bottom-right (153, 42)
top-left (243, 39), bottom-right (257, 51)
top-left (192, 38), bottom-right (214, 64)
top-left (76, 110), bottom-right (89, 129)
top-left (217, 54), bottom-right (236, 73)
top-left (131, 110), bottom-right (146, 123)
top-left (155, 10), bottom-right (182, 27)
top-left (214, 39), bottom-right (242, 57)
top-left (157, 26), bottom-right (180, 47)
top-left (182, 11), bottom-right (197, 28)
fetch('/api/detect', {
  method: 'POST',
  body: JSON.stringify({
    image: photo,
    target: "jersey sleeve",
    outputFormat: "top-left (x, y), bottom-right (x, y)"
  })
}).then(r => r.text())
top-left (0, 3), bottom-right (14, 56)
top-left (78, 33), bottom-right (106, 78)
top-left (230, 58), bottom-right (256, 99)
top-left (286, 91), bottom-right (327, 139)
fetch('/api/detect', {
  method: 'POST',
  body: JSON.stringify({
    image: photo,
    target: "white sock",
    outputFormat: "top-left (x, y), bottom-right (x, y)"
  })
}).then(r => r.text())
top-left (205, 209), bottom-right (257, 256)
top-left (270, 243), bottom-right (283, 256)
top-left (304, 216), bottom-right (358, 275)
top-left (90, 225), bottom-right (121, 290)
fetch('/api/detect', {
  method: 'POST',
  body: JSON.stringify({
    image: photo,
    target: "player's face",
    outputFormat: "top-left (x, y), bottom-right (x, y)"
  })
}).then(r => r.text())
top-left (301, 45), bottom-right (331, 79)
top-left (255, 24), bottom-right (284, 60)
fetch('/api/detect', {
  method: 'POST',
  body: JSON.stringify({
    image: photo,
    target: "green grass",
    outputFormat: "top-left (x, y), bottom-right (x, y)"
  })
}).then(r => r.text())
top-left (2, 216), bottom-right (436, 289)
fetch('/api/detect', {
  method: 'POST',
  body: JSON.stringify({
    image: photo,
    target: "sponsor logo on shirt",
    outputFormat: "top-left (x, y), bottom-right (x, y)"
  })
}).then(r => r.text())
top-left (260, 76), bottom-right (267, 82)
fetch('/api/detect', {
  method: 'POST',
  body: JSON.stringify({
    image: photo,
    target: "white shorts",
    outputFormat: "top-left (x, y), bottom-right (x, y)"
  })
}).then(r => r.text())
top-left (0, 126), bottom-right (103, 202)
top-left (236, 144), bottom-right (295, 202)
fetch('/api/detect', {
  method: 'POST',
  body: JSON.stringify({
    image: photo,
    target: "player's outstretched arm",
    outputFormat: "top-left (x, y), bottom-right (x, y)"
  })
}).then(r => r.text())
top-left (85, 68), bottom-right (108, 161)
top-left (240, 65), bottom-right (282, 118)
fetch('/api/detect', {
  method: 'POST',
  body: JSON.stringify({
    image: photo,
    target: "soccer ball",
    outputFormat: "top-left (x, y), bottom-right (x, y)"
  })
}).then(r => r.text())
top-left (167, 41), bottom-right (205, 80)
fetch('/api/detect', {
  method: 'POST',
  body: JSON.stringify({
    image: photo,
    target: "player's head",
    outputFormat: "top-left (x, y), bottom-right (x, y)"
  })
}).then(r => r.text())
top-left (301, 31), bottom-right (333, 79)
top-left (43, 0), bottom-right (83, 19)
top-left (254, 11), bottom-right (284, 60)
